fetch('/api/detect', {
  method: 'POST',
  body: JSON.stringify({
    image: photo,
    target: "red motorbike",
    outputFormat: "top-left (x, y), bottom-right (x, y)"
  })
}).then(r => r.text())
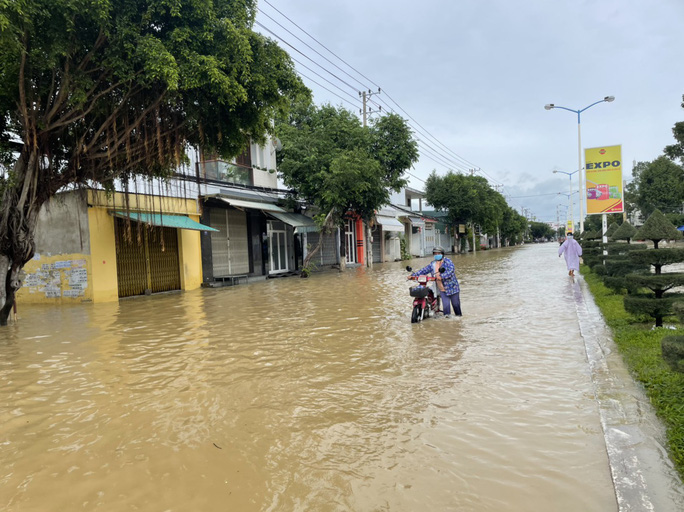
top-left (406, 266), bottom-right (442, 323)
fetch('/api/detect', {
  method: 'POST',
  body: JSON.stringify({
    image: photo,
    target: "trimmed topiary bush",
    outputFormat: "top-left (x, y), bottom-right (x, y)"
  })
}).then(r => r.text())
top-left (629, 248), bottom-right (684, 275)
top-left (605, 222), bottom-right (620, 239)
top-left (611, 220), bottom-right (637, 243)
top-left (624, 294), bottom-right (684, 323)
top-left (624, 210), bottom-right (684, 327)
top-left (634, 209), bottom-right (683, 249)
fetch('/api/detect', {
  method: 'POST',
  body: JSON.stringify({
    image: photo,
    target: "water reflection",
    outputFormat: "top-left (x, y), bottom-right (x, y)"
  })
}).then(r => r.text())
top-left (1, 244), bottom-right (617, 511)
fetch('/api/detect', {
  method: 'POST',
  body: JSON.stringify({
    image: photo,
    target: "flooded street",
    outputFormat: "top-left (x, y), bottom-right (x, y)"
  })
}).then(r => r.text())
top-left (0, 243), bottom-right (665, 511)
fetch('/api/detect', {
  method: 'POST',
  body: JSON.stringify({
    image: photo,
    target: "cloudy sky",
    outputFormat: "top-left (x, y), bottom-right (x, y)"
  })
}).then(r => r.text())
top-left (255, 0), bottom-right (684, 224)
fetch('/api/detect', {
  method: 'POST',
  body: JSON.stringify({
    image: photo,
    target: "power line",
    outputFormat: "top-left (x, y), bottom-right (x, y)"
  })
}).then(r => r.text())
top-left (256, 6), bottom-right (482, 178)
top-left (254, 21), bottom-right (362, 101)
top-left (256, 10), bottom-right (369, 92)
top-left (294, 71), bottom-right (359, 110)
top-left (256, 4), bottom-right (516, 197)
top-left (260, 0), bottom-right (379, 90)
top-left (290, 56), bottom-right (362, 106)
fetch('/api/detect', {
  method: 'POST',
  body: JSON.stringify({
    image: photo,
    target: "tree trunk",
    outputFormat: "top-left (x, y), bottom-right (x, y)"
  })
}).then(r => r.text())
top-left (0, 152), bottom-right (48, 325)
top-left (339, 229), bottom-right (347, 272)
top-left (301, 209), bottom-right (335, 274)
top-left (302, 241), bottom-right (321, 272)
top-left (366, 224), bottom-right (373, 268)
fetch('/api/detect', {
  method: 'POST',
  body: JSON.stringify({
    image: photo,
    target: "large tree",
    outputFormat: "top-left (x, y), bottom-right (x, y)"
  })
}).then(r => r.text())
top-left (635, 156), bottom-right (684, 218)
top-left (425, 171), bottom-right (524, 245)
top-left (0, 0), bottom-right (306, 324)
top-left (276, 102), bottom-right (418, 269)
top-left (664, 93), bottom-right (684, 165)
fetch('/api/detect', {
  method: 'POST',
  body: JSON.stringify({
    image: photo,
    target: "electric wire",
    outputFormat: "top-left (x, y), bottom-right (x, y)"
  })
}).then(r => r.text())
top-left (260, 0), bottom-right (495, 181)
top-left (256, 7), bottom-right (476, 175)
top-left (254, 21), bottom-right (363, 102)
top-left (294, 70), bottom-right (360, 110)
top-left (290, 56), bottom-right (363, 106)
top-left (256, 4), bottom-right (538, 217)
top-left (260, 0), bottom-right (380, 90)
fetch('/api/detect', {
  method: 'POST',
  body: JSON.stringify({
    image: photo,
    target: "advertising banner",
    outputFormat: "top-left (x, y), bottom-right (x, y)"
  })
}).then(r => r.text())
top-left (566, 220), bottom-right (574, 234)
top-left (585, 145), bottom-right (624, 214)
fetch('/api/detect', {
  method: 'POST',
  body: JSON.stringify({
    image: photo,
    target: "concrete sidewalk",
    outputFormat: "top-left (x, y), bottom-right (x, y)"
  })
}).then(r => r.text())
top-left (574, 275), bottom-right (684, 511)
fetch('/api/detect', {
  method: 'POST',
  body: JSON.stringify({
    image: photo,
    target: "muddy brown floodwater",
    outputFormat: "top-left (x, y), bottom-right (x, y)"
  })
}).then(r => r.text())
top-left (1, 244), bottom-right (626, 511)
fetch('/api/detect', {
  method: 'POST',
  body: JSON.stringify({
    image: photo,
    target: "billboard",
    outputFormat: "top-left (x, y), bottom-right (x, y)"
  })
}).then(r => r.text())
top-left (585, 145), bottom-right (623, 214)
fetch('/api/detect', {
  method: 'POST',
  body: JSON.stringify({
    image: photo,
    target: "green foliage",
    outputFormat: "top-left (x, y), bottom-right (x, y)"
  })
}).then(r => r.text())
top-left (605, 222), bottom-right (619, 239)
top-left (611, 221), bottom-right (637, 242)
top-left (424, 171), bottom-right (525, 242)
top-left (276, 103), bottom-right (418, 226)
top-left (603, 242), bottom-right (646, 255)
top-left (604, 260), bottom-right (649, 278)
top-left (529, 221), bottom-right (554, 239)
top-left (583, 214), bottom-right (623, 233)
top-left (624, 294), bottom-right (684, 327)
top-left (632, 157), bottom-right (684, 218)
top-left (634, 209), bottom-right (683, 248)
top-left (626, 273), bottom-right (684, 298)
top-left (399, 236), bottom-right (411, 261)
top-left (602, 276), bottom-right (638, 295)
top-left (664, 94), bottom-right (684, 165)
top-left (662, 335), bottom-right (684, 373)
top-left (0, 0), bottom-right (307, 182)
top-left (629, 248), bottom-right (684, 274)
top-left (675, 302), bottom-right (684, 323)
top-left (583, 271), bottom-right (684, 476)
top-left (624, 161), bottom-right (646, 215)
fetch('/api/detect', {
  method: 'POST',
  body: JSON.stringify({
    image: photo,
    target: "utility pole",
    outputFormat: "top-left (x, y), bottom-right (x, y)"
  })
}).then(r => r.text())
top-left (359, 88), bottom-right (381, 268)
top-left (359, 88), bottom-right (381, 128)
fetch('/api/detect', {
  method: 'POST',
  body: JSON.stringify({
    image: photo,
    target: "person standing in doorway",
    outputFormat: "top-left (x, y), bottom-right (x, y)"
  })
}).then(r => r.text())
top-left (558, 232), bottom-right (583, 277)
top-left (411, 246), bottom-right (462, 317)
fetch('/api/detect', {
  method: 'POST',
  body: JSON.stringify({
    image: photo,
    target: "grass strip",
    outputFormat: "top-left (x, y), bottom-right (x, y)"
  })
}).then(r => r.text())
top-left (582, 268), bottom-right (684, 478)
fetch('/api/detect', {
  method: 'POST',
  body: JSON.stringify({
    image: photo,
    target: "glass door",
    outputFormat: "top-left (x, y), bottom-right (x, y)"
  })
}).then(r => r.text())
top-left (268, 221), bottom-right (289, 274)
top-left (345, 219), bottom-right (356, 264)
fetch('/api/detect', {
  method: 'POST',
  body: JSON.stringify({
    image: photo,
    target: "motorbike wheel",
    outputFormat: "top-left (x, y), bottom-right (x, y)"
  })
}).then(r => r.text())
top-left (411, 305), bottom-right (422, 323)
top-left (423, 306), bottom-right (430, 320)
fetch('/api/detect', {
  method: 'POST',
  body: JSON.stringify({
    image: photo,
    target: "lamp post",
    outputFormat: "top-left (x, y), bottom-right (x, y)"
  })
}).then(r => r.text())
top-left (544, 96), bottom-right (615, 234)
top-left (553, 169), bottom-right (579, 233)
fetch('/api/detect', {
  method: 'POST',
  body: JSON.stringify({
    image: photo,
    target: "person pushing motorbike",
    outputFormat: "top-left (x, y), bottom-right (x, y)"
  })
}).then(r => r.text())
top-left (410, 246), bottom-right (462, 317)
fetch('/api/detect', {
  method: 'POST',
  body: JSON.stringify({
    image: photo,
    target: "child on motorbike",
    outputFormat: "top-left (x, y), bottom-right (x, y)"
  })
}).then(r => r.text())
top-left (410, 245), bottom-right (462, 317)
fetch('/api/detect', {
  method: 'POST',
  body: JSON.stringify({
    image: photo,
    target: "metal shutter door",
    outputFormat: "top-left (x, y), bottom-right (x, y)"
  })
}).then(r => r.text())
top-left (226, 209), bottom-right (249, 274)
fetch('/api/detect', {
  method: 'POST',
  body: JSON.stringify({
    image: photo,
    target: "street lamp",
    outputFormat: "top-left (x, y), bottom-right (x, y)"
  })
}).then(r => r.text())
top-left (553, 169), bottom-right (579, 233)
top-left (544, 96), bottom-right (615, 233)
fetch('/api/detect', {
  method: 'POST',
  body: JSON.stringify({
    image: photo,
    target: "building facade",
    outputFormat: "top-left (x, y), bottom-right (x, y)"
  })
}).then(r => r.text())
top-left (17, 189), bottom-right (208, 304)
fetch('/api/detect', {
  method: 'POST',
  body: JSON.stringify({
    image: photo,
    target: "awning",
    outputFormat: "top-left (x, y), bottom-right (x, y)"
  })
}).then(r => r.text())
top-left (217, 197), bottom-right (286, 213)
top-left (112, 211), bottom-right (218, 232)
top-left (376, 215), bottom-right (404, 232)
top-left (268, 212), bottom-right (318, 233)
top-left (408, 216), bottom-right (425, 227)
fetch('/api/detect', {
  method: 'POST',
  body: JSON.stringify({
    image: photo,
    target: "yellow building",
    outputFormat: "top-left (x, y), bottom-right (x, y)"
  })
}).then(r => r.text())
top-left (17, 189), bottom-right (213, 304)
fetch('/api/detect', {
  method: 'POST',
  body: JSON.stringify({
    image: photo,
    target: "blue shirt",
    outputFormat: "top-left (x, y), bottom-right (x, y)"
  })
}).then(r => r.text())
top-left (412, 257), bottom-right (460, 295)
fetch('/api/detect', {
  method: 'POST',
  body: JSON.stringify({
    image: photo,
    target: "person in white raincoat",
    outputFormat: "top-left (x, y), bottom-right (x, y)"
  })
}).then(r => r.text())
top-left (558, 232), bottom-right (583, 276)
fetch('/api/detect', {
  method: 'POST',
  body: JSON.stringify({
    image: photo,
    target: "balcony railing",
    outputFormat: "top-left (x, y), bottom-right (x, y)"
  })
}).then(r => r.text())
top-left (197, 160), bottom-right (252, 186)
